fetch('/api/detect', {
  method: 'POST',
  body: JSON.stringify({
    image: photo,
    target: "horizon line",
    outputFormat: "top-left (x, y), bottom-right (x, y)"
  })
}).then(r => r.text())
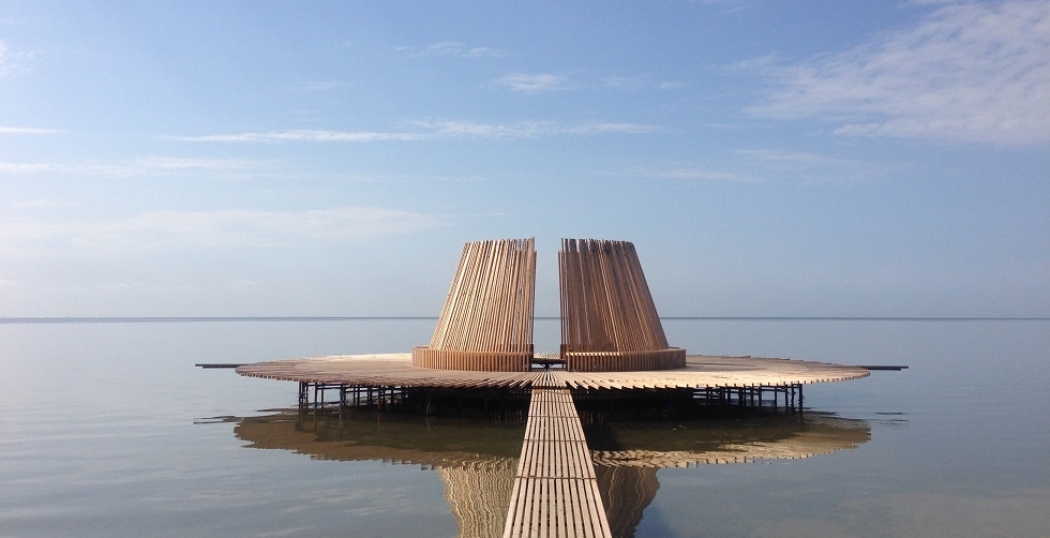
top-left (1, 315), bottom-right (1048, 324)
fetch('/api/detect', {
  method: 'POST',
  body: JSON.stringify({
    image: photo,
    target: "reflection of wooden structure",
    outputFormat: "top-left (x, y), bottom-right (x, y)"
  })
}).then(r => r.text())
top-left (232, 413), bottom-right (518, 538)
top-left (595, 466), bottom-right (658, 538)
top-left (444, 464), bottom-right (517, 538)
top-left (413, 239), bottom-right (536, 372)
top-left (230, 410), bottom-right (870, 538)
top-left (587, 414), bottom-right (872, 467)
top-left (560, 239), bottom-right (685, 371)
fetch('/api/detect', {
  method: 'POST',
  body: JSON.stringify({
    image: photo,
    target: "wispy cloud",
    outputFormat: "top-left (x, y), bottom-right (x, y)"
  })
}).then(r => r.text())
top-left (636, 149), bottom-right (888, 184)
top-left (603, 75), bottom-right (686, 91)
top-left (0, 126), bottom-right (63, 135)
top-left (0, 40), bottom-right (32, 76)
top-left (749, 0), bottom-right (1050, 145)
top-left (132, 157), bottom-right (266, 170)
top-left (494, 72), bottom-right (572, 92)
top-left (413, 119), bottom-right (656, 137)
top-left (735, 149), bottom-right (891, 183)
top-left (1, 207), bottom-right (441, 255)
top-left (180, 130), bottom-right (426, 143)
top-left (1, 157), bottom-right (487, 184)
top-left (674, 0), bottom-right (750, 14)
top-left (400, 41), bottom-right (506, 58)
top-left (0, 157), bottom-right (268, 176)
top-left (12, 199), bottom-right (75, 209)
top-left (641, 167), bottom-right (752, 182)
top-left (178, 120), bottom-right (657, 143)
top-left (657, 81), bottom-right (687, 90)
top-left (0, 162), bottom-right (57, 173)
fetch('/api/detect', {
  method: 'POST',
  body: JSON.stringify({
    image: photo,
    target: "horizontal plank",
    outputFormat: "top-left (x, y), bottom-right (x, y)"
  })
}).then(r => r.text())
top-left (236, 354), bottom-right (871, 390)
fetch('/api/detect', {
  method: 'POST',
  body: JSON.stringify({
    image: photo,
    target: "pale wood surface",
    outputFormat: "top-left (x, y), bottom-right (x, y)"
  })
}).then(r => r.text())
top-left (560, 239), bottom-right (668, 352)
top-left (559, 239), bottom-right (685, 371)
top-left (236, 354), bottom-right (870, 389)
top-left (414, 238), bottom-right (536, 371)
top-left (503, 386), bottom-right (612, 538)
top-left (412, 238), bottom-right (691, 372)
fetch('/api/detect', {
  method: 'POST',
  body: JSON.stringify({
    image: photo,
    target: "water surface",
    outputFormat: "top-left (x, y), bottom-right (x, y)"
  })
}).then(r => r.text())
top-left (1, 318), bottom-right (1047, 537)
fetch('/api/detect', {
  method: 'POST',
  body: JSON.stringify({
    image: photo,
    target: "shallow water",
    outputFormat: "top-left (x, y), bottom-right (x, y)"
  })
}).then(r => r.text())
top-left (1, 319), bottom-right (1048, 537)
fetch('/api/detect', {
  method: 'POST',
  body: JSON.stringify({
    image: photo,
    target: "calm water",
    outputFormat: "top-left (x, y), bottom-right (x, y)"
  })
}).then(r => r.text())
top-left (1, 319), bottom-right (1048, 537)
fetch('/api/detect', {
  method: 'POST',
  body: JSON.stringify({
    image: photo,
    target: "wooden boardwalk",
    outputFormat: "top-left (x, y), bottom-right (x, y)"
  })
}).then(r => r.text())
top-left (503, 373), bottom-right (612, 538)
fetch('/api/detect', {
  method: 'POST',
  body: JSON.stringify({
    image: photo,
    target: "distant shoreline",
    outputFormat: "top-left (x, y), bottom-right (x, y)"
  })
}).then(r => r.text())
top-left (1, 316), bottom-right (1047, 324)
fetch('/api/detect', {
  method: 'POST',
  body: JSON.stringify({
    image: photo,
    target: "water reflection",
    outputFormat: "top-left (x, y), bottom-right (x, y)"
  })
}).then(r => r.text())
top-left (587, 415), bottom-right (870, 538)
top-left (226, 411), bottom-right (869, 538)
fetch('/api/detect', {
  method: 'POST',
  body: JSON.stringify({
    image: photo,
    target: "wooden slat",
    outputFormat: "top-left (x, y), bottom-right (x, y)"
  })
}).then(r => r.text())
top-left (559, 239), bottom-right (685, 372)
top-left (238, 354), bottom-right (871, 390)
top-left (415, 239), bottom-right (537, 371)
top-left (504, 387), bottom-right (612, 538)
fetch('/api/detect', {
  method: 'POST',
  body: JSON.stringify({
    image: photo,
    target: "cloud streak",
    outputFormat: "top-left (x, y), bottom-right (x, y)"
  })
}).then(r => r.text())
top-left (401, 41), bottom-right (506, 58)
top-left (1, 207), bottom-right (440, 255)
top-left (0, 126), bottom-right (63, 135)
top-left (641, 167), bottom-right (752, 183)
top-left (178, 120), bottom-right (656, 143)
top-left (0, 162), bottom-right (57, 173)
top-left (181, 130), bottom-right (426, 143)
top-left (413, 120), bottom-right (656, 137)
top-left (494, 72), bottom-right (572, 92)
top-left (0, 157), bottom-right (269, 176)
top-left (603, 75), bottom-right (686, 91)
top-left (637, 149), bottom-right (889, 185)
top-left (735, 149), bottom-right (891, 183)
top-left (12, 199), bottom-right (76, 209)
top-left (749, 0), bottom-right (1050, 145)
top-left (0, 40), bottom-right (33, 77)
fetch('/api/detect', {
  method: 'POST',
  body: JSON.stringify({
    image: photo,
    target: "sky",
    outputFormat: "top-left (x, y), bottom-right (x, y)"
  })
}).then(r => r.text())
top-left (1, 0), bottom-right (1048, 318)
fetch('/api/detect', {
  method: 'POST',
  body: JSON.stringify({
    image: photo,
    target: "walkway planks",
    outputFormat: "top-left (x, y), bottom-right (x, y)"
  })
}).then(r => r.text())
top-left (503, 376), bottom-right (612, 538)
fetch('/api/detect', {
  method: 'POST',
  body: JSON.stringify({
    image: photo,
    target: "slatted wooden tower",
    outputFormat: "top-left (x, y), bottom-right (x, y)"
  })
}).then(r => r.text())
top-left (412, 238), bottom-right (537, 371)
top-left (412, 237), bottom-right (684, 372)
top-left (559, 239), bottom-right (685, 371)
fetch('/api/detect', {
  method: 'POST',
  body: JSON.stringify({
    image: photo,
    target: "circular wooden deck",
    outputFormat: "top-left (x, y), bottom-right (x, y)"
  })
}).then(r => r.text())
top-left (235, 353), bottom-right (869, 390)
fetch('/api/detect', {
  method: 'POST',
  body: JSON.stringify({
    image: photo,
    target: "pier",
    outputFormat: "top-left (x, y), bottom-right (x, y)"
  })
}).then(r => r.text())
top-left (504, 373), bottom-right (612, 538)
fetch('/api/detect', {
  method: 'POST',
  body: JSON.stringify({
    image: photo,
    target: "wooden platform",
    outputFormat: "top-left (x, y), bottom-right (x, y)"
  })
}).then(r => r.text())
top-left (504, 377), bottom-right (612, 538)
top-left (231, 355), bottom-right (876, 537)
top-left (235, 353), bottom-right (870, 390)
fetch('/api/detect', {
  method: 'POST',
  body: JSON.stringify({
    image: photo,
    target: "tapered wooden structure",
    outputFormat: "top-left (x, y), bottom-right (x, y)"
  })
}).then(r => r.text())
top-left (412, 238), bottom-right (537, 372)
top-left (559, 239), bottom-right (685, 371)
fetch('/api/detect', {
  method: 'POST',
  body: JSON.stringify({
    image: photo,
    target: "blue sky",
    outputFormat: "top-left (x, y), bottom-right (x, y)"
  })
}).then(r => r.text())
top-left (1, 0), bottom-right (1047, 318)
